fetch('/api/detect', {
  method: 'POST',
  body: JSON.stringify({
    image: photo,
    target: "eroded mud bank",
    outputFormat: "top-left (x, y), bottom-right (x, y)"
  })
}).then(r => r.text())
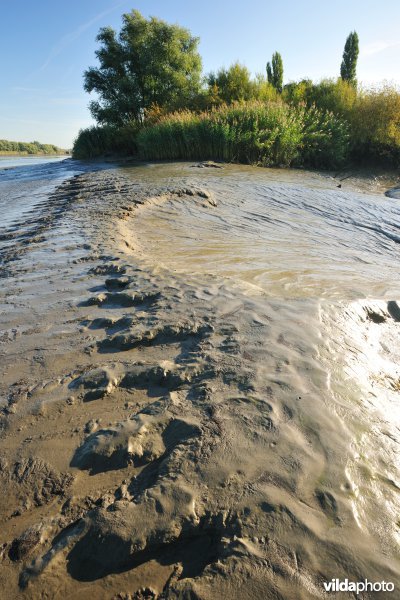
top-left (0, 166), bottom-right (399, 599)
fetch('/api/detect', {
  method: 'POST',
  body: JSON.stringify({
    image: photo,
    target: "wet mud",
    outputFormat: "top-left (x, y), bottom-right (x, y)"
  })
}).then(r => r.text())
top-left (0, 164), bottom-right (399, 599)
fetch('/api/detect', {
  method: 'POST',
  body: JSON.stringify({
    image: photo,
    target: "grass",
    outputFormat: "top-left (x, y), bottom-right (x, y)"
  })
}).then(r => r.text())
top-left (136, 101), bottom-right (350, 169)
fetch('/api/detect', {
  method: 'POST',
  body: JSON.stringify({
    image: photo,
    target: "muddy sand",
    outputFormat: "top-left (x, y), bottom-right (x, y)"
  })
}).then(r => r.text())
top-left (0, 164), bottom-right (399, 599)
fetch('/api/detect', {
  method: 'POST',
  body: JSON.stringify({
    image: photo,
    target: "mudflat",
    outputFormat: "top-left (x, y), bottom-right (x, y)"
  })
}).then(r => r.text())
top-left (0, 163), bottom-right (399, 599)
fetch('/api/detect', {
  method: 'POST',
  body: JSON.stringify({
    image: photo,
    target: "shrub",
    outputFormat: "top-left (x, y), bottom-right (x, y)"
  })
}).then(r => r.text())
top-left (300, 104), bottom-right (350, 168)
top-left (284, 78), bottom-right (357, 117)
top-left (349, 85), bottom-right (400, 165)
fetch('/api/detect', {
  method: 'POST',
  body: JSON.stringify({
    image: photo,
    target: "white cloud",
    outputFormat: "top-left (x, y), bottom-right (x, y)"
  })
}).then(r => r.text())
top-left (361, 40), bottom-right (400, 57)
top-left (31, 1), bottom-right (129, 76)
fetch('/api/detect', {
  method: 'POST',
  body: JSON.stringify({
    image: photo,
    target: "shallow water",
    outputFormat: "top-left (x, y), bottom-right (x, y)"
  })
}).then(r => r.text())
top-left (0, 155), bottom-right (67, 170)
top-left (0, 156), bottom-right (110, 231)
top-left (126, 162), bottom-right (400, 299)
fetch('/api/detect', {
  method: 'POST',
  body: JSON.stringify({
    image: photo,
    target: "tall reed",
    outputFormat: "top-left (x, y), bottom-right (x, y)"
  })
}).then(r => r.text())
top-left (136, 101), bottom-right (350, 168)
top-left (72, 124), bottom-right (137, 159)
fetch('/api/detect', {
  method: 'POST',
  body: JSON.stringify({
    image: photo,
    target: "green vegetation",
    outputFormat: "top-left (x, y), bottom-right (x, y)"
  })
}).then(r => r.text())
top-left (83, 9), bottom-right (202, 127)
top-left (340, 31), bottom-right (359, 86)
top-left (73, 13), bottom-right (400, 169)
top-left (204, 66), bottom-right (279, 108)
top-left (72, 124), bottom-right (137, 159)
top-left (0, 139), bottom-right (63, 155)
top-left (137, 102), bottom-right (349, 169)
top-left (267, 52), bottom-right (284, 93)
top-left (282, 79), bottom-right (400, 165)
top-left (207, 63), bottom-right (255, 104)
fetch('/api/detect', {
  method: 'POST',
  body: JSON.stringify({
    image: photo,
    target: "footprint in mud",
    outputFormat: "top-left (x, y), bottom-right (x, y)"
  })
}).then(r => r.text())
top-left (82, 290), bottom-right (160, 309)
top-left (25, 486), bottom-right (220, 589)
top-left (70, 411), bottom-right (201, 475)
top-left (71, 361), bottom-right (199, 402)
top-left (105, 277), bottom-right (130, 291)
top-left (86, 315), bottom-right (135, 332)
top-left (97, 322), bottom-right (212, 354)
top-left (89, 264), bottom-right (127, 276)
top-left (69, 367), bottom-right (117, 401)
top-left (64, 515), bottom-right (222, 584)
top-left (315, 489), bottom-right (340, 523)
top-left (119, 363), bottom-right (188, 393)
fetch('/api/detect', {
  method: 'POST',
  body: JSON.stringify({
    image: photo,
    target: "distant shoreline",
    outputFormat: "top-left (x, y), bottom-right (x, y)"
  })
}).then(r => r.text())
top-left (0, 152), bottom-right (69, 157)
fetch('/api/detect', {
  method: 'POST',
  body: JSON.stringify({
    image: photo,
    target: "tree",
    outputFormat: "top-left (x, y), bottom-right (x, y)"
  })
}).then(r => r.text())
top-left (84, 10), bottom-right (202, 126)
top-left (207, 63), bottom-right (255, 104)
top-left (266, 52), bottom-right (283, 93)
top-left (340, 31), bottom-right (359, 86)
top-left (266, 62), bottom-right (273, 85)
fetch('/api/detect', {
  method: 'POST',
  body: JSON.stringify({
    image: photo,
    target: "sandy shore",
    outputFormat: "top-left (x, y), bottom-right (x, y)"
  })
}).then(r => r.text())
top-left (0, 168), bottom-right (399, 599)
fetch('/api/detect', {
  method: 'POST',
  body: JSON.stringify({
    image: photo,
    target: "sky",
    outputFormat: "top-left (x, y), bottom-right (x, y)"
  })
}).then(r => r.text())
top-left (1, 0), bottom-right (400, 148)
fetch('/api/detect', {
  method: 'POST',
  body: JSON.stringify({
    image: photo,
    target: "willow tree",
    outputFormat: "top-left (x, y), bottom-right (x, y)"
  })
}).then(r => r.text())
top-left (84, 10), bottom-right (202, 126)
top-left (340, 31), bottom-right (359, 86)
top-left (266, 52), bottom-right (283, 93)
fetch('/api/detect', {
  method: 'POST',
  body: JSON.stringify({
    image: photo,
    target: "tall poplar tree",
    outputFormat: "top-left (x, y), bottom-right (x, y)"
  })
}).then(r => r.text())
top-left (340, 31), bottom-right (359, 86)
top-left (266, 52), bottom-right (283, 93)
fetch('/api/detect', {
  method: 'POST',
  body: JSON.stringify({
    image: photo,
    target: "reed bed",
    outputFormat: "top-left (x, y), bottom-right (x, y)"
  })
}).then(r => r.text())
top-left (72, 124), bottom-right (137, 160)
top-left (136, 101), bottom-right (350, 168)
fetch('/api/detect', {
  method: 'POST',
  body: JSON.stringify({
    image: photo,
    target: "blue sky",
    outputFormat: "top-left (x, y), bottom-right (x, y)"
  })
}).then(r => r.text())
top-left (1, 0), bottom-right (400, 148)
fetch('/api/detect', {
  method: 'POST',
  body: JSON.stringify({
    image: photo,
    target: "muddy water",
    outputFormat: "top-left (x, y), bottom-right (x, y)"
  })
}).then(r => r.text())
top-left (126, 163), bottom-right (400, 299)
top-left (126, 162), bottom-right (400, 560)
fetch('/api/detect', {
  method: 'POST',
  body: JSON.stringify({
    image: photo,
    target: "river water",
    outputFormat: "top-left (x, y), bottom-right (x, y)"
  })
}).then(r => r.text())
top-left (0, 156), bottom-right (79, 229)
top-left (125, 162), bottom-right (400, 300)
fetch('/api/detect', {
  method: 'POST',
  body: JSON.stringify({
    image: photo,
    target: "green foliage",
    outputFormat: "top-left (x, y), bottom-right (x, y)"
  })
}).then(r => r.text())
top-left (84, 9), bottom-right (202, 127)
top-left (340, 31), bottom-right (359, 86)
top-left (266, 52), bottom-right (283, 93)
top-left (136, 101), bottom-right (349, 168)
top-left (0, 139), bottom-right (61, 154)
top-left (266, 63), bottom-right (273, 86)
top-left (77, 11), bottom-right (400, 169)
top-left (283, 79), bottom-right (313, 104)
top-left (284, 78), bottom-right (357, 116)
top-left (348, 85), bottom-right (400, 164)
top-left (204, 66), bottom-right (280, 108)
top-left (283, 78), bottom-right (400, 166)
top-left (253, 75), bottom-right (281, 102)
top-left (300, 105), bottom-right (350, 168)
top-left (207, 63), bottom-right (255, 104)
top-left (72, 124), bottom-right (138, 159)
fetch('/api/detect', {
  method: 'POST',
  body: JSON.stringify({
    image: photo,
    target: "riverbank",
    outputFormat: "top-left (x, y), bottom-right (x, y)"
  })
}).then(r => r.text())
top-left (0, 152), bottom-right (69, 156)
top-left (0, 164), bottom-right (399, 599)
